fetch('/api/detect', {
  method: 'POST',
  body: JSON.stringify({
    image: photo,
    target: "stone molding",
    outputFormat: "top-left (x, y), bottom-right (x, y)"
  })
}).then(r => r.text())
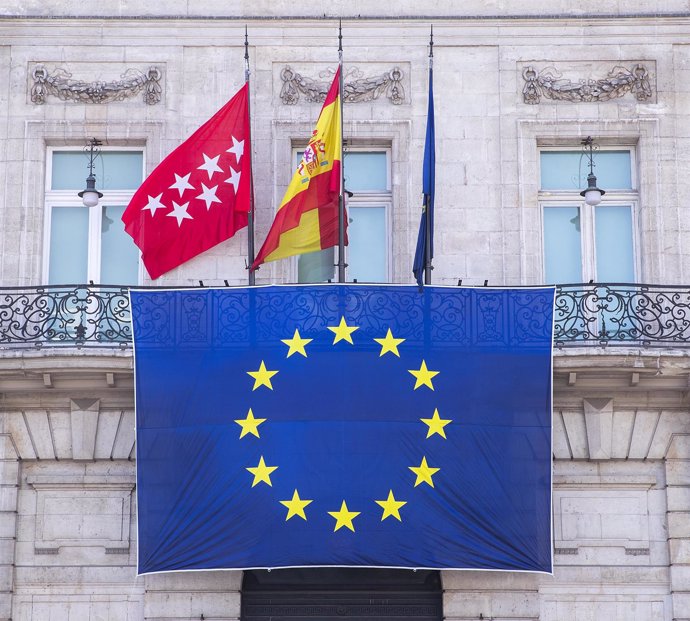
top-left (521, 63), bottom-right (653, 104)
top-left (30, 64), bottom-right (163, 105)
top-left (28, 475), bottom-right (135, 555)
top-left (279, 65), bottom-right (405, 105)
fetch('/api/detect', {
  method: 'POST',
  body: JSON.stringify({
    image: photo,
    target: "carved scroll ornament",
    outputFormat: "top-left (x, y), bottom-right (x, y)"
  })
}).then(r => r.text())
top-left (522, 64), bottom-right (652, 104)
top-left (31, 65), bottom-right (162, 105)
top-left (280, 65), bottom-right (404, 105)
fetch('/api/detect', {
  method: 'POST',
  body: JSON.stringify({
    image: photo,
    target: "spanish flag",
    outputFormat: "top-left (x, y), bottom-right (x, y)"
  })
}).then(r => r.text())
top-left (252, 68), bottom-right (343, 270)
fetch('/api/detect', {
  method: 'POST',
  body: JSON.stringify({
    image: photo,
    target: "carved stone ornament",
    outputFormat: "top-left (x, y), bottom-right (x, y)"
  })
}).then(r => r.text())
top-left (280, 65), bottom-right (404, 105)
top-left (522, 64), bottom-right (652, 104)
top-left (31, 64), bottom-right (162, 105)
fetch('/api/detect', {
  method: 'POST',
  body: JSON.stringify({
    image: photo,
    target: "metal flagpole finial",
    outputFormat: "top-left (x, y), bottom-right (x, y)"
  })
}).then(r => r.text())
top-left (429, 24), bottom-right (434, 58)
top-left (338, 19), bottom-right (343, 53)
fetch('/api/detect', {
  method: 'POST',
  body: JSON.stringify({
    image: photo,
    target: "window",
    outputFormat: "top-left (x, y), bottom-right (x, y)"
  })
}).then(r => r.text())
top-left (295, 148), bottom-right (391, 283)
top-left (44, 148), bottom-right (143, 285)
top-left (540, 148), bottom-right (637, 284)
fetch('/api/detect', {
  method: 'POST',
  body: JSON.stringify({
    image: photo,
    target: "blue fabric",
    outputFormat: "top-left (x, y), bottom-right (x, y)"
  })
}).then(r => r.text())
top-left (413, 67), bottom-right (435, 286)
top-left (132, 285), bottom-right (554, 574)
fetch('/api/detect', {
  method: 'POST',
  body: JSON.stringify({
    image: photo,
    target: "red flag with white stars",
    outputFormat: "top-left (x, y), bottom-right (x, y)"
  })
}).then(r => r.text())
top-left (122, 83), bottom-right (251, 279)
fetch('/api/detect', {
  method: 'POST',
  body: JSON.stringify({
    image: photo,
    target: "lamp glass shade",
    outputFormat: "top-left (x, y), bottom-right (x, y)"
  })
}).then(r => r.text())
top-left (583, 188), bottom-right (603, 206)
top-left (81, 190), bottom-right (100, 208)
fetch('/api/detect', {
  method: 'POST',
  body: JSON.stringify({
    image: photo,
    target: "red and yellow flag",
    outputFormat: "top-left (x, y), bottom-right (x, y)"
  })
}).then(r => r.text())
top-left (252, 68), bottom-right (343, 270)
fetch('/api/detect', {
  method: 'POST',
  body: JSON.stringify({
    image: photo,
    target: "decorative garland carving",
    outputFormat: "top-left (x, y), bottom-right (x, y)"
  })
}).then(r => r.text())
top-left (522, 64), bottom-right (652, 104)
top-left (31, 65), bottom-right (162, 105)
top-left (280, 65), bottom-right (404, 105)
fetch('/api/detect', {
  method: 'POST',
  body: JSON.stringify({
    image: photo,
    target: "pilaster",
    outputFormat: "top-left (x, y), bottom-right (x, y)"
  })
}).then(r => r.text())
top-left (667, 434), bottom-right (690, 621)
top-left (0, 435), bottom-right (18, 621)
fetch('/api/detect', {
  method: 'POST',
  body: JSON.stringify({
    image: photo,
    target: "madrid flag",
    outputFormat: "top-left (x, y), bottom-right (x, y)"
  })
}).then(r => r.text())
top-left (122, 84), bottom-right (251, 279)
top-left (251, 68), bottom-right (342, 270)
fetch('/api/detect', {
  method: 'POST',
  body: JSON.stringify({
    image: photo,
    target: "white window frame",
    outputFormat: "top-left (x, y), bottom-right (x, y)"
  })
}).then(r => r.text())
top-left (43, 146), bottom-right (145, 284)
top-left (538, 145), bottom-right (640, 283)
top-left (291, 145), bottom-right (393, 283)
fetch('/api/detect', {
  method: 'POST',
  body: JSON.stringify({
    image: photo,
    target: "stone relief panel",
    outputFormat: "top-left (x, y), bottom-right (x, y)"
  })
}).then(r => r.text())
top-left (29, 62), bottom-right (163, 105)
top-left (519, 61), bottom-right (655, 104)
top-left (277, 64), bottom-right (407, 105)
top-left (551, 472), bottom-right (667, 566)
top-left (28, 476), bottom-right (135, 555)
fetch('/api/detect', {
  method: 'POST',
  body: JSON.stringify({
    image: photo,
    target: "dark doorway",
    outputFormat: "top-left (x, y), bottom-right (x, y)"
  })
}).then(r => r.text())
top-left (241, 568), bottom-right (442, 621)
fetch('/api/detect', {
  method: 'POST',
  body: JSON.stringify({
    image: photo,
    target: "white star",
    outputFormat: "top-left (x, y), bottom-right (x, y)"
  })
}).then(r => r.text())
top-left (166, 201), bottom-right (193, 226)
top-left (142, 193), bottom-right (166, 216)
top-left (169, 172), bottom-right (194, 197)
top-left (225, 166), bottom-right (241, 193)
top-left (196, 183), bottom-right (221, 211)
top-left (197, 153), bottom-right (223, 179)
top-left (226, 136), bottom-right (244, 163)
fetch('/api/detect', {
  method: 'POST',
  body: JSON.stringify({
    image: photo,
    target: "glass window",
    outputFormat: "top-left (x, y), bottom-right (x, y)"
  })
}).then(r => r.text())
top-left (295, 149), bottom-right (391, 283)
top-left (100, 205), bottom-right (140, 283)
top-left (348, 205), bottom-right (387, 283)
top-left (539, 147), bottom-right (637, 283)
top-left (543, 206), bottom-right (582, 284)
top-left (594, 205), bottom-right (635, 282)
top-left (51, 151), bottom-right (144, 191)
top-left (48, 207), bottom-right (89, 284)
top-left (46, 148), bottom-right (143, 285)
top-left (540, 151), bottom-right (632, 191)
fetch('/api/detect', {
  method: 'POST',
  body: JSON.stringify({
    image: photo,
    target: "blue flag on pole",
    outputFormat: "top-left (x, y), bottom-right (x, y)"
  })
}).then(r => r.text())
top-left (132, 285), bottom-right (554, 574)
top-left (413, 65), bottom-right (435, 286)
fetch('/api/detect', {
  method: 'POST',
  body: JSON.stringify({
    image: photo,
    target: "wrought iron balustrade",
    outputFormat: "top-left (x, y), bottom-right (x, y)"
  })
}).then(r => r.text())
top-left (0, 283), bottom-right (689, 348)
top-left (0, 285), bottom-right (131, 347)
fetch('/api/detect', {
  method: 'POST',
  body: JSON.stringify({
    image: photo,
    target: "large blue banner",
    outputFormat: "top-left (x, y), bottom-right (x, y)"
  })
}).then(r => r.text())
top-left (132, 285), bottom-right (554, 574)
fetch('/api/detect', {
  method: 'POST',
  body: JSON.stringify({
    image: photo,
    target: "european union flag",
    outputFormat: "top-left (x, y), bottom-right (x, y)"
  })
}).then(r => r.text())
top-left (132, 285), bottom-right (554, 574)
top-left (413, 64), bottom-right (435, 286)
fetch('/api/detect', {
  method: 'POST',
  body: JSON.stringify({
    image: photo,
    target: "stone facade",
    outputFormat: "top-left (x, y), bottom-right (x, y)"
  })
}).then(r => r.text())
top-left (0, 3), bottom-right (689, 620)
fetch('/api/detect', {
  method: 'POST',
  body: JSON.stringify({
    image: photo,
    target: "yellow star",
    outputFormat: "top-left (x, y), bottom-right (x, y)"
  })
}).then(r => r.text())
top-left (373, 328), bottom-right (405, 357)
top-left (408, 360), bottom-right (439, 390)
top-left (246, 456), bottom-right (278, 487)
top-left (408, 456), bottom-right (440, 488)
top-left (327, 317), bottom-right (359, 345)
top-left (281, 329), bottom-right (313, 358)
top-left (328, 500), bottom-right (361, 532)
top-left (279, 489), bottom-right (313, 521)
top-left (420, 408), bottom-right (452, 439)
top-left (375, 490), bottom-right (407, 521)
top-left (246, 360), bottom-right (278, 390)
top-left (234, 408), bottom-right (267, 439)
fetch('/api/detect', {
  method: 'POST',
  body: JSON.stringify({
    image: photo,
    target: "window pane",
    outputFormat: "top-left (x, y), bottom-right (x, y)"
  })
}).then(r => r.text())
top-left (343, 152), bottom-right (388, 192)
top-left (100, 205), bottom-right (139, 284)
top-left (48, 207), bottom-right (89, 284)
top-left (540, 151), bottom-right (632, 191)
top-left (348, 205), bottom-right (387, 283)
top-left (595, 205), bottom-right (635, 281)
top-left (543, 206), bottom-right (582, 283)
top-left (298, 248), bottom-right (335, 283)
top-left (52, 151), bottom-right (143, 190)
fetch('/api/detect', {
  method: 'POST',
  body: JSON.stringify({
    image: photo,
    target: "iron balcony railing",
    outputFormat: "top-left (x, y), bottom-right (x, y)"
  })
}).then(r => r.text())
top-left (0, 283), bottom-right (689, 348)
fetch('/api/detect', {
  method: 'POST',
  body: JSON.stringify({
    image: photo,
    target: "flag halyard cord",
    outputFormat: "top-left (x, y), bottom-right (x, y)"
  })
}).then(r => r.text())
top-left (337, 19), bottom-right (346, 283)
top-left (245, 26), bottom-right (257, 286)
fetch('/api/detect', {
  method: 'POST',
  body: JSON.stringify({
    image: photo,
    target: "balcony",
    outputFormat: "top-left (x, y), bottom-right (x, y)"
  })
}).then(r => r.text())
top-left (0, 284), bottom-right (689, 348)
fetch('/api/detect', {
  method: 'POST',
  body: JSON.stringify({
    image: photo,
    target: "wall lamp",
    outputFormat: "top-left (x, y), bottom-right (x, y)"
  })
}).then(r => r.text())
top-left (579, 136), bottom-right (605, 206)
top-left (78, 137), bottom-right (103, 208)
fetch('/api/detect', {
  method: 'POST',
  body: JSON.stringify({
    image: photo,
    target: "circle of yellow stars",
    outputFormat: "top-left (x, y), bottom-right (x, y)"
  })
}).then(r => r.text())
top-left (233, 316), bottom-right (454, 532)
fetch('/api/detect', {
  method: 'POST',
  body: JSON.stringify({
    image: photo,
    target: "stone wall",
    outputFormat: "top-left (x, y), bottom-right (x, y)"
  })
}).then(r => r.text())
top-left (0, 15), bottom-right (686, 285)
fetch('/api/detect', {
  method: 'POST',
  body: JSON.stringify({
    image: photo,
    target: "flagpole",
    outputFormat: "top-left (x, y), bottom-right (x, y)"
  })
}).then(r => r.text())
top-left (424, 25), bottom-right (433, 285)
top-left (337, 20), bottom-right (346, 283)
top-left (245, 25), bottom-right (256, 286)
